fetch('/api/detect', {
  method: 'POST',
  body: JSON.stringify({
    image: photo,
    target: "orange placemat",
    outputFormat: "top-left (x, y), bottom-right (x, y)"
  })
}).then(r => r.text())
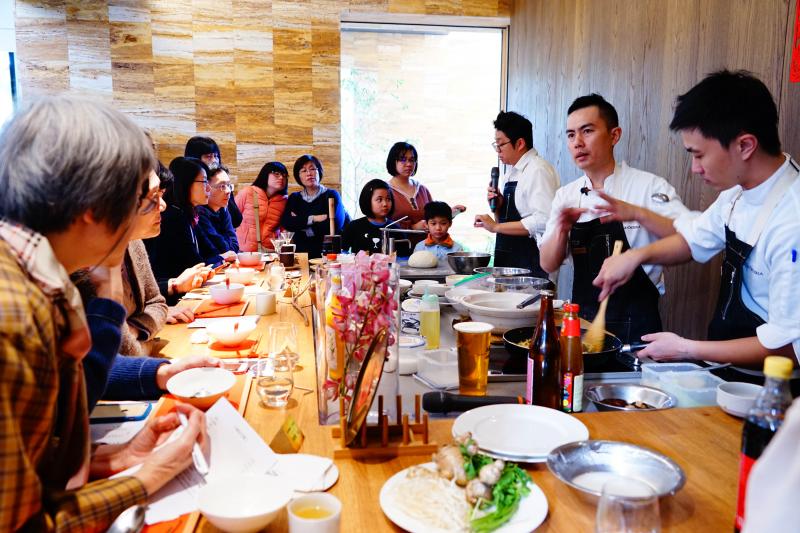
top-left (192, 298), bottom-right (248, 318)
top-left (142, 513), bottom-right (198, 533)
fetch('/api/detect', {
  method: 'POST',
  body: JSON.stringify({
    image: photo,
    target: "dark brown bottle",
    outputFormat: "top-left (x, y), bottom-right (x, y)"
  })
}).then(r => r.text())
top-left (526, 290), bottom-right (561, 408)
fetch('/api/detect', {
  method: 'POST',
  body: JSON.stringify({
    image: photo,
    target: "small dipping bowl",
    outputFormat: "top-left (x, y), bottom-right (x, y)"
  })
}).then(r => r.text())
top-left (199, 475), bottom-right (293, 533)
top-left (717, 382), bottom-right (762, 418)
top-left (237, 252), bottom-right (262, 267)
top-left (209, 282), bottom-right (245, 305)
top-left (547, 440), bottom-right (686, 502)
top-left (166, 367), bottom-right (236, 410)
top-left (585, 383), bottom-right (676, 411)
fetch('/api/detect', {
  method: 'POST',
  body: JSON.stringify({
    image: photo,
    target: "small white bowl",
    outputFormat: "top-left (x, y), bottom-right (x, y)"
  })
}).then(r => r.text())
top-left (210, 283), bottom-right (245, 305)
top-left (462, 292), bottom-right (539, 333)
top-left (237, 252), bottom-right (262, 267)
top-left (166, 367), bottom-right (236, 410)
top-left (413, 279), bottom-right (437, 288)
top-left (398, 278), bottom-right (412, 295)
top-left (199, 475), bottom-right (293, 533)
top-left (409, 283), bottom-right (448, 297)
top-left (225, 268), bottom-right (256, 285)
top-left (206, 320), bottom-right (257, 346)
top-left (717, 382), bottom-right (762, 418)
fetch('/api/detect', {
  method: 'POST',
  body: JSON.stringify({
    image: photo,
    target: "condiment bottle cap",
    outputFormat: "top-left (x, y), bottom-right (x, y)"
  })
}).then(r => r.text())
top-left (326, 253), bottom-right (338, 260)
top-left (571, 303), bottom-right (580, 312)
top-left (763, 356), bottom-right (793, 379)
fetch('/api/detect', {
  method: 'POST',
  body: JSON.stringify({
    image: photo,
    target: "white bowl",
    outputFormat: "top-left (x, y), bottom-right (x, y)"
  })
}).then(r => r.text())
top-left (409, 283), bottom-right (448, 297)
top-left (462, 292), bottom-right (538, 333)
top-left (199, 475), bottom-right (293, 533)
top-left (412, 279), bottom-right (437, 288)
top-left (444, 287), bottom-right (488, 314)
top-left (398, 278), bottom-right (412, 295)
top-left (225, 268), bottom-right (256, 285)
top-left (209, 283), bottom-right (245, 305)
top-left (206, 319), bottom-right (257, 346)
top-left (166, 367), bottom-right (236, 410)
top-left (717, 382), bottom-right (762, 417)
top-left (237, 252), bottom-right (262, 267)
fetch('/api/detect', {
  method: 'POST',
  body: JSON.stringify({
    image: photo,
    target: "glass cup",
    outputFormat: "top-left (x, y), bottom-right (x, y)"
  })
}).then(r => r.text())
top-left (453, 321), bottom-right (493, 396)
top-left (267, 322), bottom-right (299, 368)
top-left (271, 237), bottom-right (287, 254)
top-left (279, 243), bottom-right (297, 267)
top-left (596, 477), bottom-right (661, 533)
top-left (256, 355), bottom-right (294, 408)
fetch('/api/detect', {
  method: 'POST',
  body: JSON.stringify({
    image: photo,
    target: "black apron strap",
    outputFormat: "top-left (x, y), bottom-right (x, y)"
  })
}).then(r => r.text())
top-left (493, 180), bottom-right (547, 278)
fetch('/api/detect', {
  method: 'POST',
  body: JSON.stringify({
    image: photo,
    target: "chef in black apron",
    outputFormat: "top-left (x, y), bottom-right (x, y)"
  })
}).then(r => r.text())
top-left (593, 71), bottom-right (800, 378)
top-left (475, 111), bottom-right (559, 279)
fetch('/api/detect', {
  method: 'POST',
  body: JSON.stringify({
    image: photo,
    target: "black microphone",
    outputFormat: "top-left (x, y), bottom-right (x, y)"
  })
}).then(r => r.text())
top-left (422, 391), bottom-right (524, 414)
top-left (488, 166), bottom-right (500, 211)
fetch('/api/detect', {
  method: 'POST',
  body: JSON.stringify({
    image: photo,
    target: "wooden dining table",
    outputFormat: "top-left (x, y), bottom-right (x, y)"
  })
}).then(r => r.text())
top-left (155, 254), bottom-right (743, 532)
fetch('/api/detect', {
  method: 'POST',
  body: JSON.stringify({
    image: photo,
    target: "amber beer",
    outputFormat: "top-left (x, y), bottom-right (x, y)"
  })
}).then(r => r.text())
top-left (560, 303), bottom-right (584, 412)
top-left (454, 322), bottom-right (494, 396)
top-left (527, 290), bottom-right (560, 408)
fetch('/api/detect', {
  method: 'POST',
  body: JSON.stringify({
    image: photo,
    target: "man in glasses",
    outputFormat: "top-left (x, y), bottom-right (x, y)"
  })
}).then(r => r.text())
top-left (475, 111), bottom-right (559, 278)
top-left (0, 97), bottom-right (206, 530)
top-left (196, 165), bottom-right (240, 263)
top-left (185, 135), bottom-right (243, 229)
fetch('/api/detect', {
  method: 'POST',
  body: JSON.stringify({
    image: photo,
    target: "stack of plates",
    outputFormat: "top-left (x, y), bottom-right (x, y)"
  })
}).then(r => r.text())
top-left (452, 404), bottom-right (589, 463)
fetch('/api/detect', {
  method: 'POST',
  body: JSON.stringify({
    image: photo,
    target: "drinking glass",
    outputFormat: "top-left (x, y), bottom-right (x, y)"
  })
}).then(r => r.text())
top-left (271, 237), bottom-right (286, 254)
top-left (453, 322), bottom-right (493, 396)
top-left (256, 355), bottom-right (294, 408)
top-left (279, 229), bottom-right (295, 243)
top-left (595, 477), bottom-right (661, 533)
top-left (268, 322), bottom-right (299, 368)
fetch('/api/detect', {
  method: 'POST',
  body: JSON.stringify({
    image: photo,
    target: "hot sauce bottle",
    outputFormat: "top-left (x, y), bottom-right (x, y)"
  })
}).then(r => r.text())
top-left (560, 303), bottom-right (584, 413)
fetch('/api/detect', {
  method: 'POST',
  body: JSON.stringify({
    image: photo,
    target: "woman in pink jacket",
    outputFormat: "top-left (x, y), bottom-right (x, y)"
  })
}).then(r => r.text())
top-left (235, 161), bottom-right (289, 252)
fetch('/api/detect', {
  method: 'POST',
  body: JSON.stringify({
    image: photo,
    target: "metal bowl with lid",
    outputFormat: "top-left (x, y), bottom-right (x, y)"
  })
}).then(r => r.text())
top-left (547, 440), bottom-right (686, 502)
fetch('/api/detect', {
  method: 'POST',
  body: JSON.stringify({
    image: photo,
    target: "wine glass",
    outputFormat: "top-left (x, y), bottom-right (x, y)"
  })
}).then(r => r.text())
top-left (267, 322), bottom-right (299, 368)
top-left (279, 229), bottom-right (294, 243)
top-left (596, 477), bottom-right (661, 533)
top-left (255, 355), bottom-right (293, 408)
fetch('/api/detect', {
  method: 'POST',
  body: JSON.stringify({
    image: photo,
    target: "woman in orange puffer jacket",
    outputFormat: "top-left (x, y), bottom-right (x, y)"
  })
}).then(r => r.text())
top-left (234, 161), bottom-right (289, 251)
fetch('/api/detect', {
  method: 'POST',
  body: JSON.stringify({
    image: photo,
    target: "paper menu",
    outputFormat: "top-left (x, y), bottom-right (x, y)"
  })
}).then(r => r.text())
top-left (113, 398), bottom-right (279, 525)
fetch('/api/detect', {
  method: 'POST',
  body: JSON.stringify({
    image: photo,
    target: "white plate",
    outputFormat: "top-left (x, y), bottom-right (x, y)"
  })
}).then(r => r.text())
top-left (379, 462), bottom-right (548, 533)
top-left (452, 404), bottom-right (589, 461)
top-left (401, 299), bottom-right (421, 313)
top-left (286, 270), bottom-right (302, 279)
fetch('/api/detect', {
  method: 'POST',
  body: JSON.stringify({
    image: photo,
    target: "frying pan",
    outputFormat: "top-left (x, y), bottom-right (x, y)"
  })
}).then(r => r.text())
top-left (502, 326), bottom-right (648, 374)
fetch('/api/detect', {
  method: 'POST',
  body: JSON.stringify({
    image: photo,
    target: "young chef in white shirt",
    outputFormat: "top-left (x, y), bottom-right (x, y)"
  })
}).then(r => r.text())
top-left (474, 111), bottom-right (560, 278)
top-left (594, 70), bottom-right (800, 365)
top-left (538, 94), bottom-right (690, 344)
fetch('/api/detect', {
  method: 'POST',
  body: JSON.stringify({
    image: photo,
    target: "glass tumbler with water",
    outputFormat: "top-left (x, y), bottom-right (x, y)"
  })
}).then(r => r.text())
top-left (256, 355), bottom-right (294, 408)
top-left (595, 477), bottom-right (660, 533)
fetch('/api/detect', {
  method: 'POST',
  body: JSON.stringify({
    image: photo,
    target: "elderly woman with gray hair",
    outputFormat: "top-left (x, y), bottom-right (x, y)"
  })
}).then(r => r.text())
top-left (0, 96), bottom-right (206, 531)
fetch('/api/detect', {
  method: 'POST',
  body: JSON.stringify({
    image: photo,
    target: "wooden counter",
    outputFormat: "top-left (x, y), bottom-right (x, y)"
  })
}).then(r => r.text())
top-left (156, 255), bottom-right (742, 532)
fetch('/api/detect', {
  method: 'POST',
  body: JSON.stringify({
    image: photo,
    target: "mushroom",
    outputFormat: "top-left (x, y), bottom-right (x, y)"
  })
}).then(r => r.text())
top-left (478, 459), bottom-right (505, 486)
top-left (454, 432), bottom-right (478, 456)
top-left (466, 478), bottom-right (492, 504)
top-left (433, 444), bottom-right (467, 486)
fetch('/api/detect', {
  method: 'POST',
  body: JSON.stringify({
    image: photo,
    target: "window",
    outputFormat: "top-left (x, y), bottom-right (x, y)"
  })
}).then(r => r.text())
top-left (341, 23), bottom-right (505, 252)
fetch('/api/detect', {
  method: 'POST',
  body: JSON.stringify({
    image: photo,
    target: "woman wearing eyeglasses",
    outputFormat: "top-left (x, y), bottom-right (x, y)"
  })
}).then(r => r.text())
top-left (235, 161), bottom-right (289, 252)
top-left (145, 156), bottom-right (219, 303)
top-left (196, 165), bottom-right (240, 262)
top-left (281, 154), bottom-right (351, 258)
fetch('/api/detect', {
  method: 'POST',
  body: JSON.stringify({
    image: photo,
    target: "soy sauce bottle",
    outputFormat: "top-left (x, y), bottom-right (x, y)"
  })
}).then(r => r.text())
top-left (526, 290), bottom-right (560, 408)
top-left (734, 356), bottom-right (793, 532)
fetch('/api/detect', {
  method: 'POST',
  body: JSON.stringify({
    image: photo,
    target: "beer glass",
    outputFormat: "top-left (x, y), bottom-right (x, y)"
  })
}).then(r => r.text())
top-left (453, 322), bottom-right (493, 396)
top-left (596, 477), bottom-right (661, 533)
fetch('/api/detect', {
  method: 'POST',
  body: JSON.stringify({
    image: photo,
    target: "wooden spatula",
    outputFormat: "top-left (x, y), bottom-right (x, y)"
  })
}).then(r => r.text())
top-left (583, 240), bottom-right (624, 352)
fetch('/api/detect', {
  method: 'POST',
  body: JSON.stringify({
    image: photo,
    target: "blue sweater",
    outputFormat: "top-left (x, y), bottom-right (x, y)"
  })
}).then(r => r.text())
top-left (280, 189), bottom-right (350, 258)
top-left (83, 298), bottom-right (168, 411)
top-left (197, 205), bottom-right (240, 258)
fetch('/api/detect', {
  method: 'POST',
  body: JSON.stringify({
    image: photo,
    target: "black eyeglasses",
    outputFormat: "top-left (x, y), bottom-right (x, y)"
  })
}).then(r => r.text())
top-left (492, 140), bottom-right (511, 151)
top-left (137, 190), bottom-right (164, 215)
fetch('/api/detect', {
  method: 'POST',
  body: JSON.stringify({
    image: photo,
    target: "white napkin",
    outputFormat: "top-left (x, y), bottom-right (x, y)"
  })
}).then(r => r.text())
top-left (273, 454), bottom-right (335, 492)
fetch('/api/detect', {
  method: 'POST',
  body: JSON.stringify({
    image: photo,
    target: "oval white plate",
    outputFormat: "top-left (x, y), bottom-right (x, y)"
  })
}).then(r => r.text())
top-left (379, 462), bottom-right (548, 533)
top-left (452, 404), bottom-right (589, 461)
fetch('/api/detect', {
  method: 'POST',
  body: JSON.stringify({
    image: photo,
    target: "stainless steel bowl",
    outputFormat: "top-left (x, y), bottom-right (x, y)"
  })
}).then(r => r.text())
top-left (547, 440), bottom-right (686, 501)
top-left (473, 266), bottom-right (532, 277)
top-left (585, 383), bottom-right (676, 411)
top-left (446, 252), bottom-right (492, 274)
top-left (488, 276), bottom-right (551, 293)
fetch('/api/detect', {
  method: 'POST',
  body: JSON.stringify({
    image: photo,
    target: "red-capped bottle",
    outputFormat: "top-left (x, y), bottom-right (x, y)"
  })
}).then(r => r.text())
top-left (560, 303), bottom-right (584, 413)
top-left (734, 356), bottom-right (793, 532)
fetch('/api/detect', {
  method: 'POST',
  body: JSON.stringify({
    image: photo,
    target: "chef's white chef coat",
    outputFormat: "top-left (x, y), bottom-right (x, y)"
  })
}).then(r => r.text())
top-left (499, 147), bottom-right (560, 241)
top-left (674, 154), bottom-right (800, 357)
top-left (540, 162), bottom-right (691, 294)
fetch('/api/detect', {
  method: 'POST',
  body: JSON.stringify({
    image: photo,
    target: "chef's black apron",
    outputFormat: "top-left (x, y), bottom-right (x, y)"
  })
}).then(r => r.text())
top-left (570, 218), bottom-right (662, 344)
top-left (493, 181), bottom-right (548, 278)
top-left (705, 159), bottom-right (800, 394)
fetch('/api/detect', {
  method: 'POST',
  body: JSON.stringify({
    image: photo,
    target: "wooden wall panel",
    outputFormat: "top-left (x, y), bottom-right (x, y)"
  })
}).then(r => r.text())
top-left (14, 0), bottom-right (509, 187)
top-left (508, 0), bottom-right (796, 340)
